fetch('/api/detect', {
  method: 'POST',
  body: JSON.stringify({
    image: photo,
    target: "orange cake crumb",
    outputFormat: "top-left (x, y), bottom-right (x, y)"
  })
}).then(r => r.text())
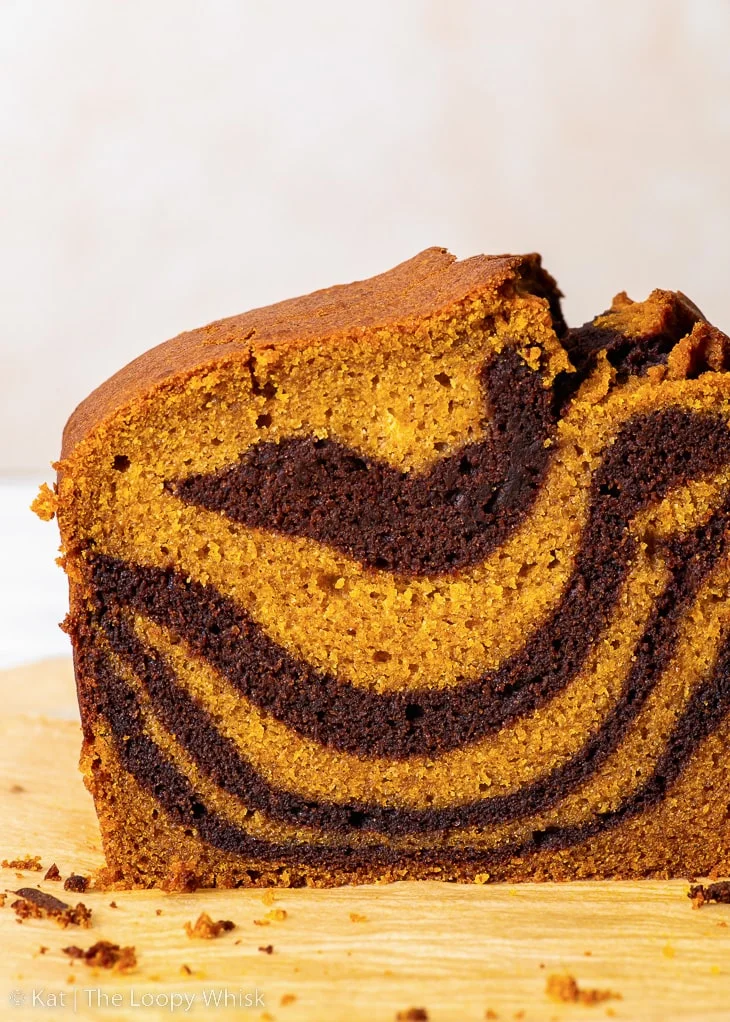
top-left (184, 912), bottom-right (236, 939)
top-left (546, 974), bottom-right (621, 1005)
top-left (3, 855), bottom-right (42, 871)
top-left (63, 941), bottom-right (137, 972)
top-left (11, 889), bottom-right (92, 928)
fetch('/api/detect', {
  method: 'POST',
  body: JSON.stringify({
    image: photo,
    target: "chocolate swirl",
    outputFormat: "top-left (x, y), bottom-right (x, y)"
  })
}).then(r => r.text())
top-left (169, 349), bottom-right (555, 575)
top-left (89, 408), bottom-right (730, 760)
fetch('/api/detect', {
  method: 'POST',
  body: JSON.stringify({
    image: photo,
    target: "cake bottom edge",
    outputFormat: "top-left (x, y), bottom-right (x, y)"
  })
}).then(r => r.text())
top-left (80, 721), bottom-right (730, 891)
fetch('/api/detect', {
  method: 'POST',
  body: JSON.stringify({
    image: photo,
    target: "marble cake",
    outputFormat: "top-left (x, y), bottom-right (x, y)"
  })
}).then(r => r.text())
top-left (36, 248), bottom-right (730, 888)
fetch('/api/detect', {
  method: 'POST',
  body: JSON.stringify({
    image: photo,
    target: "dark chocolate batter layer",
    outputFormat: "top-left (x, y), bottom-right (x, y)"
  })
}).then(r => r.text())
top-left (170, 349), bottom-right (556, 575)
top-left (171, 306), bottom-right (704, 578)
top-left (77, 496), bottom-right (730, 837)
top-left (78, 617), bottom-right (730, 870)
top-left (90, 409), bottom-right (730, 760)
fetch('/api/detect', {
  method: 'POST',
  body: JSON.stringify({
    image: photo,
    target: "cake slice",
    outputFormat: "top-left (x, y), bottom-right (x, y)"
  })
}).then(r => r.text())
top-left (36, 248), bottom-right (730, 888)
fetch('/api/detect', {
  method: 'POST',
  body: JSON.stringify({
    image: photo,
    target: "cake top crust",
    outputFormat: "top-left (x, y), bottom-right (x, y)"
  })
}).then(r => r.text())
top-left (61, 248), bottom-right (560, 458)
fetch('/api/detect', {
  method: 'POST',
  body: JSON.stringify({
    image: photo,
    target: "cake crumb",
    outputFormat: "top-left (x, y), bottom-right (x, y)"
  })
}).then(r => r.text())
top-left (254, 919), bottom-right (271, 927)
top-left (546, 974), bottom-right (621, 1005)
top-left (485, 1012), bottom-right (499, 1020)
top-left (64, 874), bottom-right (89, 893)
top-left (39, 946), bottom-right (48, 955)
top-left (63, 941), bottom-right (137, 972)
top-left (180, 964), bottom-right (192, 976)
top-left (9, 784), bottom-right (25, 794)
top-left (689, 881), bottom-right (730, 908)
top-left (11, 889), bottom-right (92, 928)
top-left (662, 943), bottom-right (676, 958)
top-left (396, 1011), bottom-right (428, 1021)
top-left (156, 909), bottom-right (162, 916)
top-left (717, 921), bottom-right (728, 928)
top-left (32, 483), bottom-right (58, 521)
top-left (3, 855), bottom-right (42, 871)
top-left (0, 893), bottom-right (6, 907)
top-left (262, 889), bottom-right (277, 906)
top-left (259, 944), bottom-right (274, 954)
top-left (349, 912), bottom-right (368, 923)
top-left (184, 912), bottom-right (236, 939)
top-left (280, 994), bottom-right (296, 1007)
top-left (44, 863), bottom-right (62, 882)
top-left (109, 901), bottom-right (118, 909)
top-left (265, 908), bottom-right (288, 922)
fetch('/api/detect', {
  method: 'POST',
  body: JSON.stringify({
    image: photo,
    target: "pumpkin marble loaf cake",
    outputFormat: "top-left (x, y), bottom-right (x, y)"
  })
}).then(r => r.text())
top-left (37, 247), bottom-right (730, 889)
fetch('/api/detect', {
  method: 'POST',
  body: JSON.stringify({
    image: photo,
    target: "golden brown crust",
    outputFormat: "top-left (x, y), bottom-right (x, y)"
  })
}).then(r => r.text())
top-left (61, 248), bottom-right (558, 458)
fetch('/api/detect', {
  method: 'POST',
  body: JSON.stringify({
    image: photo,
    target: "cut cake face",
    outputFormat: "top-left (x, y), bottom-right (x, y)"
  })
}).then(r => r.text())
top-left (42, 248), bottom-right (730, 887)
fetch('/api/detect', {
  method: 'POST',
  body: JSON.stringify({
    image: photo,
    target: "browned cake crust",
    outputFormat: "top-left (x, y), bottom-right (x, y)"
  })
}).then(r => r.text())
top-left (62, 248), bottom-right (561, 458)
top-left (38, 248), bottom-right (730, 889)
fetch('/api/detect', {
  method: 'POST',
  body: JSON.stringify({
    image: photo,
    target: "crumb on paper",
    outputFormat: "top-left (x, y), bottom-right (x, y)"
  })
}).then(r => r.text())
top-left (546, 974), bottom-right (621, 1005)
top-left (44, 863), bottom-right (61, 882)
top-left (262, 889), bottom-right (276, 906)
top-left (184, 912), bottom-right (236, 939)
top-left (396, 1010), bottom-right (428, 1021)
top-left (485, 1012), bottom-right (499, 1020)
top-left (63, 941), bottom-right (137, 973)
top-left (280, 994), bottom-right (296, 1007)
top-left (349, 912), bottom-right (368, 923)
top-left (264, 908), bottom-right (287, 922)
top-left (258, 945), bottom-right (274, 955)
top-left (3, 855), bottom-right (42, 871)
top-left (156, 909), bottom-right (162, 916)
top-left (689, 881), bottom-right (730, 908)
top-left (64, 874), bottom-right (89, 894)
top-left (663, 943), bottom-right (676, 958)
top-left (180, 964), bottom-right (192, 976)
top-left (9, 784), bottom-right (25, 794)
top-left (109, 901), bottom-right (118, 909)
top-left (11, 889), bottom-right (92, 928)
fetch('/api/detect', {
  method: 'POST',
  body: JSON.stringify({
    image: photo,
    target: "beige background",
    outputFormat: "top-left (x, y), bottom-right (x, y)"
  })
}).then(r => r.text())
top-left (2, 0), bottom-right (730, 474)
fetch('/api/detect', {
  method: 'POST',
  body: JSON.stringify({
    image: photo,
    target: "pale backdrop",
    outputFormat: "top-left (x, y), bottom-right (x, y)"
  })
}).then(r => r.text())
top-left (2, 0), bottom-right (730, 474)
